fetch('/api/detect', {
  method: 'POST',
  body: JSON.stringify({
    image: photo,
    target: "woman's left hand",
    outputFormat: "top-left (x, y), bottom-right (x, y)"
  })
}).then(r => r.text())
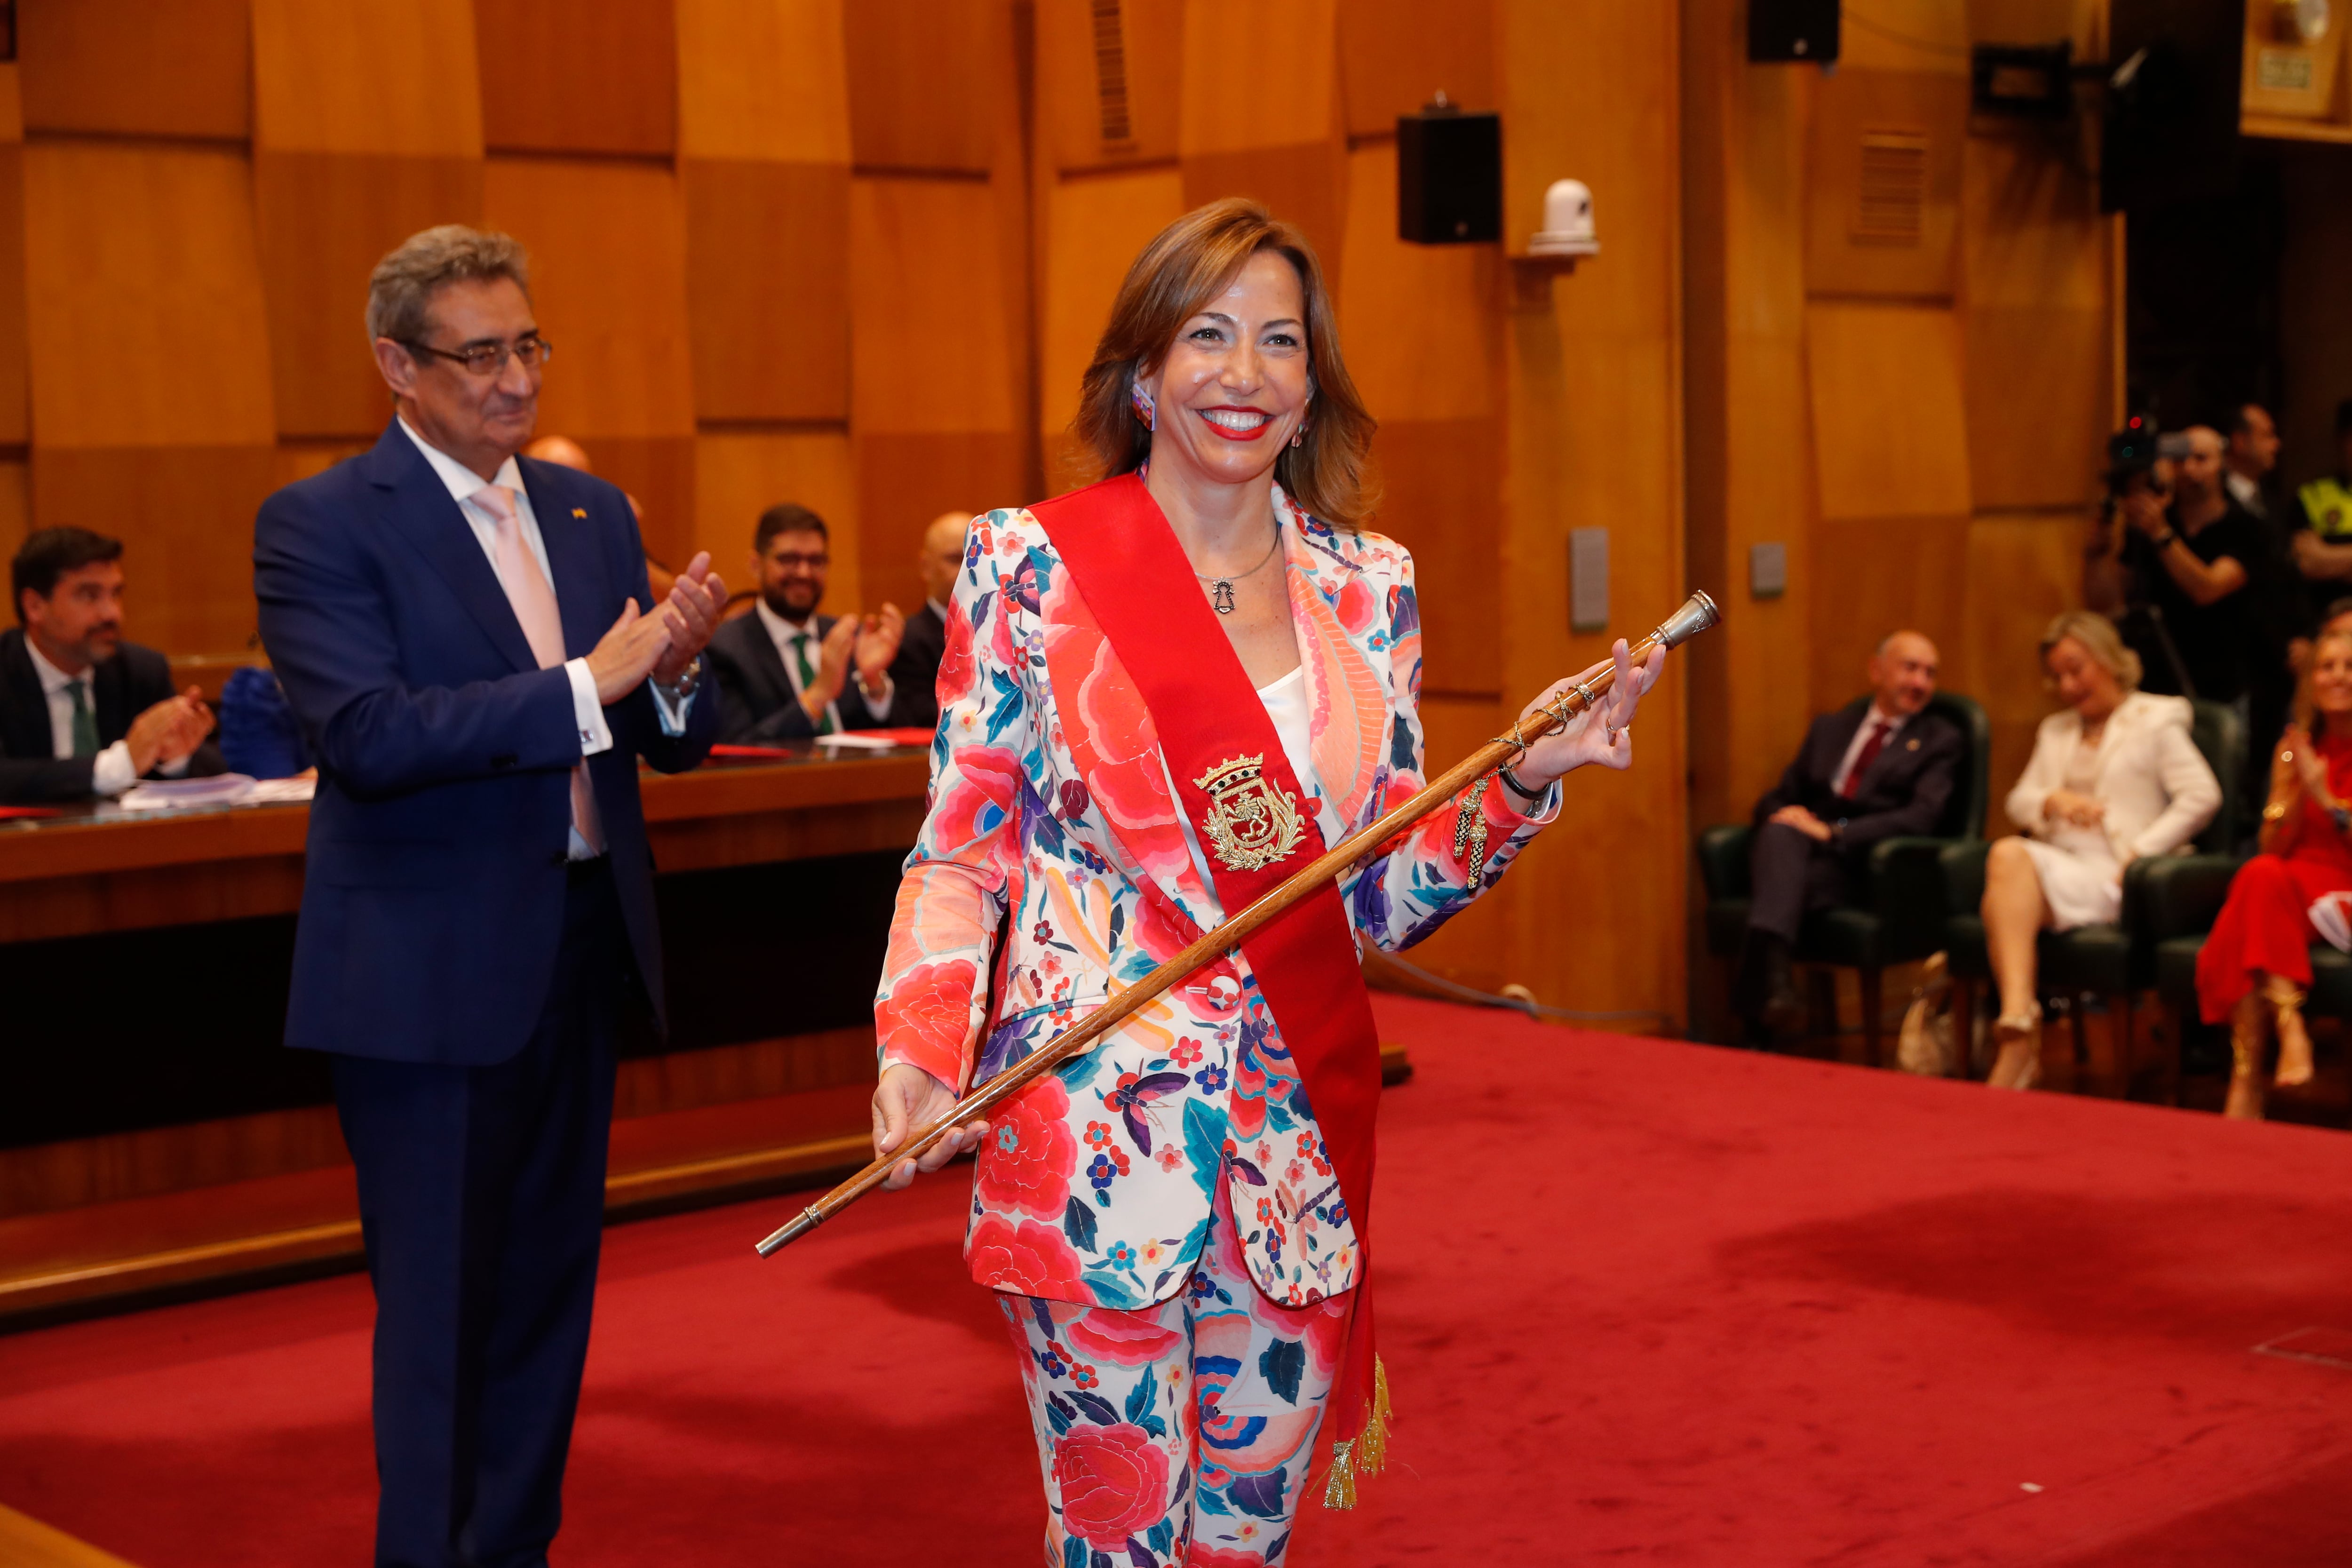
top-left (1513, 637), bottom-right (1665, 788)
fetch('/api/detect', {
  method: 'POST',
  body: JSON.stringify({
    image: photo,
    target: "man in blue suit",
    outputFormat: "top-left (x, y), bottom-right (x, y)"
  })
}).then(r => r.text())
top-left (254, 226), bottom-right (725, 1568)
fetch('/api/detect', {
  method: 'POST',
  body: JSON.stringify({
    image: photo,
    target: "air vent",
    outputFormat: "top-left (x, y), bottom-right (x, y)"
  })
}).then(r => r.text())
top-left (1090, 0), bottom-right (1134, 149)
top-left (1853, 129), bottom-right (1927, 245)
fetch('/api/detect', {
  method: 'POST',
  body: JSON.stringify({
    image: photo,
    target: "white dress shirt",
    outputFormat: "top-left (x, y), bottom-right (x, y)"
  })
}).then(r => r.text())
top-left (398, 419), bottom-right (693, 856)
top-left (2225, 469), bottom-right (2267, 518)
top-left (753, 598), bottom-right (892, 729)
top-left (28, 637), bottom-right (193, 796)
top-left (1829, 705), bottom-right (1907, 797)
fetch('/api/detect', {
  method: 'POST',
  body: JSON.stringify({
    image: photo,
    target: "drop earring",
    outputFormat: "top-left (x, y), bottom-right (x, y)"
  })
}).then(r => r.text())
top-left (1129, 382), bottom-right (1157, 432)
top-left (1290, 424), bottom-right (1305, 449)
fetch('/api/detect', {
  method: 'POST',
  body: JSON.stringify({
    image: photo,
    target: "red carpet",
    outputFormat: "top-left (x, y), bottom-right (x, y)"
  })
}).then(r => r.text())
top-left (6, 996), bottom-right (2352, 1565)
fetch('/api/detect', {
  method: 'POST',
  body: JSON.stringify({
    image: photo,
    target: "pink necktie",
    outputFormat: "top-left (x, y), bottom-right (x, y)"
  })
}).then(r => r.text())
top-left (475, 483), bottom-right (604, 855)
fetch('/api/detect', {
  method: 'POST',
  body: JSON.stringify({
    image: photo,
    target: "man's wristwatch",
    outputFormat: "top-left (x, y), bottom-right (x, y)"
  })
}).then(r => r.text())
top-left (2150, 527), bottom-right (2178, 549)
top-left (658, 654), bottom-right (703, 699)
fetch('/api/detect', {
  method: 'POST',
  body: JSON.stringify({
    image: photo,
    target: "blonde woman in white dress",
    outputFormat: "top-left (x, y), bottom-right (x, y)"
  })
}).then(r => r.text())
top-left (1980, 611), bottom-right (2223, 1088)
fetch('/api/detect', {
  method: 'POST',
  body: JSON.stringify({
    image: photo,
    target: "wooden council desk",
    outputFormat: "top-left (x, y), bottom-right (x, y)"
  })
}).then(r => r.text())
top-left (0, 748), bottom-right (932, 1326)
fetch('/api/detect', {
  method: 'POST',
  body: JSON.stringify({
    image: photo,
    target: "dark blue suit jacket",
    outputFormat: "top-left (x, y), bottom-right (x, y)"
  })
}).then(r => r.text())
top-left (254, 422), bottom-right (717, 1065)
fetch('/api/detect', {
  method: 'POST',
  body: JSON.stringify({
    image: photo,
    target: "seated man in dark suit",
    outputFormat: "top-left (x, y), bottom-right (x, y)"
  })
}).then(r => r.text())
top-left (1736, 629), bottom-right (1962, 1041)
top-left (884, 509), bottom-right (971, 732)
top-left (1, 527), bottom-right (222, 803)
top-left (707, 503), bottom-right (903, 742)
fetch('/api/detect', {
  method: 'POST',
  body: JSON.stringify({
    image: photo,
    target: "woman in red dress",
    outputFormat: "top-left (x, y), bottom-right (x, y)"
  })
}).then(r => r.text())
top-left (2196, 629), bottom-right (2352, 1118)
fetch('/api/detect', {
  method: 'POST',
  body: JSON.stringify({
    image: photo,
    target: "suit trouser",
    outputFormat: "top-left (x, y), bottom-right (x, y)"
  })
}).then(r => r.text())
top-left (1746, 820), bottom-right (1856, 941)
top-left (332, 859), bottom-right (624, 1568)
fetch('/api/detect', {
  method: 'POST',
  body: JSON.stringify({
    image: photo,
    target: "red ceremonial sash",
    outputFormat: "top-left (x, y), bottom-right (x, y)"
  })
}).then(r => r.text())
top-left (1033, 471), bottom-right (1389, 1489)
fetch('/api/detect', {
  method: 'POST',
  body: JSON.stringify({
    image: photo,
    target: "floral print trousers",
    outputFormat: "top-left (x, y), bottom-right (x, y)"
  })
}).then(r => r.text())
top-left (1000, 1181), bottom-right (1356, 1567)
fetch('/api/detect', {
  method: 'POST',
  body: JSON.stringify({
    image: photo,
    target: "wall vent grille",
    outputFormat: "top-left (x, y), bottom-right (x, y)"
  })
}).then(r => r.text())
top-left (1853, 129), bottom-right (1927, 245)
top-left (1090, 0), bottom-right (1134, 148)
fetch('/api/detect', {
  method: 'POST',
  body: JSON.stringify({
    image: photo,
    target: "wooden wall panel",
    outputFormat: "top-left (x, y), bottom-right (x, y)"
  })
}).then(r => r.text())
top-left (484, 159), bottom-right (695, 443)
top-left (852, 174), bottom-right (1025, 611)
top-left (252, 0), bottom-right (483, 157)
top-left (695, 431), bottom-right (860, 611)
top-left (683, 162), bottom-right (850, 423)
top-left (1804, 302), bottom-right (1972, 520)
top-left (20, 0), bottom-right (251, 140)
top-left (1682, 7), bottom-right (1815, 831)
top-left (475, 0), bottom-right (677, 157)
top-left (0, 75), bottom-right (26, 449)
top-left (1336, 0), bottom-right (1497, 133)
top-left (1178, 0), bottom-right (1347, 277)
top-left (850, 180), bottom-right (1019, 438)
top-left (254, 155), bottom-right (485, 438)
top-left (1494, 0), bottom-right (1686, 1027)
top-left (1035, 0), bottom-right (1183, 172)
top-left (677, 0), bottom-right (851, 425)
top-left (676, 0), bottom-right (850, 163)
top-left (0, 462), bottom-right (28, 553)
top-left (1039, 167), bottom-right (1184, 477)
top-left (842, 0), bottom-right (1000, 172)
top-left (24, 144), bottom-right (275, 448)
top-left (251, 3), bottom-right (487, 441)
top-left (1959, 135), bottom-right (2106, 510)
top-left (1804, 71), bottom-right (1968, 301)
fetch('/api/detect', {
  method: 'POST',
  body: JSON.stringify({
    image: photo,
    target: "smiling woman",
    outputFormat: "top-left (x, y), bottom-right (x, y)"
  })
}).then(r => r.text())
top-left (862, 198), bottom-right (1662, 1564)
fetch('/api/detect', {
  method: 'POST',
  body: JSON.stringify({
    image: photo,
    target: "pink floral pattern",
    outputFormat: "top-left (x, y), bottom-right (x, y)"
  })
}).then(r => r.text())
top-left (1003, 1183), bottom-right (1353, 1564)
top-left (879, 484), bottom-right (1560, 1309)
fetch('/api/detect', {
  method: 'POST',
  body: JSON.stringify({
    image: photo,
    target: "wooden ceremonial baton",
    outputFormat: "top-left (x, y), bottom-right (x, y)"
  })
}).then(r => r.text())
top-left (755, 590), bottom-right (1721, 1257)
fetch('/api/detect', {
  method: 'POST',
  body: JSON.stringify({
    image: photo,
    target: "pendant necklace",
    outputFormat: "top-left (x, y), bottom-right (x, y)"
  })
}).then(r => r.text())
top-left (1192, 525), bottom-right (1282, 614)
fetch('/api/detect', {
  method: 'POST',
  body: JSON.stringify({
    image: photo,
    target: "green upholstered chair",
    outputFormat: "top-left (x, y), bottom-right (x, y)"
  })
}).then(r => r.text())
top-left (1696, 691), bottom-right (1992, 1066)
top-left (1937, 699), bottom-right (2241, 1093)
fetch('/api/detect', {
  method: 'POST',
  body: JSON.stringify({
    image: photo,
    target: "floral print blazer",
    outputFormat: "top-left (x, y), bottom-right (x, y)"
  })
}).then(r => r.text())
top-left (874, 482), bottom-right (1560, 1313)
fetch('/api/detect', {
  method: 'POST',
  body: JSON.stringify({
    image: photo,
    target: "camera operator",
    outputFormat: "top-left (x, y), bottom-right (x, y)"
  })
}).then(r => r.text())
top-left (2086, 423), bottom-right (2291, 787)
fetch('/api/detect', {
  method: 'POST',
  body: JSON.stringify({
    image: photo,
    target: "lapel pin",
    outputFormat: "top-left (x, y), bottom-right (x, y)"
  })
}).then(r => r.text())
top-left (1906, 737), bottom-right (1919, 750)
top-left (571, 507), bottom-right (587, 519)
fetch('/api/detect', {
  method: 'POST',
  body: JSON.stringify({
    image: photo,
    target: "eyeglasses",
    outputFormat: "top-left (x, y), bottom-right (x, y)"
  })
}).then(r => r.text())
top-left (768, 553), bottom-right (829, 570)
top-left (401, 334), bottom-right (554, 377)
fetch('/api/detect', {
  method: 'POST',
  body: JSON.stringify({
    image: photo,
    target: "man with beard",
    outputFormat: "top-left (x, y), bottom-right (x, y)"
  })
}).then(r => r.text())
top-left (707, 503), bottom-right (904, 741)
top-left (1, 527), bottom-right (221, 803)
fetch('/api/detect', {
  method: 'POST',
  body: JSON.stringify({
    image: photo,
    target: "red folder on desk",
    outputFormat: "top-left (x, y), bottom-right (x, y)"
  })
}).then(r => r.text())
top-left (0, 806), bottom-right (61, 820)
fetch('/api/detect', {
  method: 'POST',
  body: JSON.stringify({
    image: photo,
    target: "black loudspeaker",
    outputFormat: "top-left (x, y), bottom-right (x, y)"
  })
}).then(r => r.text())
top-left (1397, 105), bottom-right (1501, 245)
top-left (1748, 0), bottom-right (1838, 63)
top-left (2103, 0), bottom-right (2243, 213)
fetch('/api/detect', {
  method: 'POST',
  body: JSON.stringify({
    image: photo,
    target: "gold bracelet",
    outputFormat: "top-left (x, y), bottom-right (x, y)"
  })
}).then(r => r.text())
top-left (2264, 801), bottom-right (2289, 823)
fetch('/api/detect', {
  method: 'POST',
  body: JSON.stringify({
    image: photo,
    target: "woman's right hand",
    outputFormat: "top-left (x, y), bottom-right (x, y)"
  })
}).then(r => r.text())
top-left (872, 1063), bottom-right (990, 1191)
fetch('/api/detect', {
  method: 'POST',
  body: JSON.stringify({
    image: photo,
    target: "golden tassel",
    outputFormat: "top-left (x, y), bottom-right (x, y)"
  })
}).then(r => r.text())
top-left (1453, 780), bottom-right (1492, 883)
top-left (1322, 1356), bottom-right (1393, 1510)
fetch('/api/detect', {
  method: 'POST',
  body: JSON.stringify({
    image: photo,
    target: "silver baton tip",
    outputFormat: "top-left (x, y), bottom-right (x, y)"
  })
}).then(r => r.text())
top-left (1653, 590), bottom-right (1721, 650)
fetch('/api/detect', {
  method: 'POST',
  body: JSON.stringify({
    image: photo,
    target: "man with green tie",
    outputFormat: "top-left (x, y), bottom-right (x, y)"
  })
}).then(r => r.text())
top-left (1, 527), bottom-right (221, 804)
top-left (706, 503), bottom-right (905, 743)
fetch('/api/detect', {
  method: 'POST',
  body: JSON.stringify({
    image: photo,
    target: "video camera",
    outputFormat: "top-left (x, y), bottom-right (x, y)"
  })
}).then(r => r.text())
top-left (2106, 412), bottom-right (2192, 500)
